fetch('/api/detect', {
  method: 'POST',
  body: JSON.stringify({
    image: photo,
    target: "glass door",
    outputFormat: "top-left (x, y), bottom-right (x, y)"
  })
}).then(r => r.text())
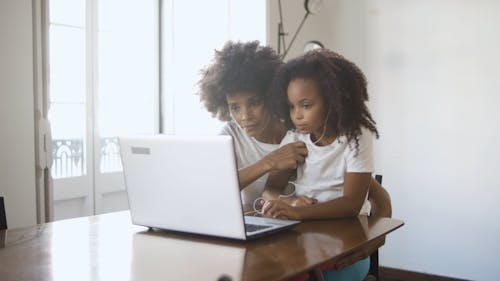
top-left (48, 0), bottom-right (158, 219)
top-left (49, 0), bottom-right (93, 219)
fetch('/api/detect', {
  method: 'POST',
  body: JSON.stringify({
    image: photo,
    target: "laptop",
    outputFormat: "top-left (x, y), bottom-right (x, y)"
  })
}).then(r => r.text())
top-left (119, 134), bottom-right (300, 240)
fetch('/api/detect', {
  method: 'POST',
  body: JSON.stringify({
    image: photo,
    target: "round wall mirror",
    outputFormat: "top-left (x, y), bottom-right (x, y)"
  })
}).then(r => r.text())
top-left (304, 40), bottom-right (324, 53)
top-left (304, 0), bottom-right (323, 15)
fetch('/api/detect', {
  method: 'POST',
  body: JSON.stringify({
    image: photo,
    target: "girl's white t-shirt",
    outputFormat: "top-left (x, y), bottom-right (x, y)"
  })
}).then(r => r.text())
top-left (281, 129), bottom-right (374, 215)
top-left (220, 121), bottom-right (279, 204)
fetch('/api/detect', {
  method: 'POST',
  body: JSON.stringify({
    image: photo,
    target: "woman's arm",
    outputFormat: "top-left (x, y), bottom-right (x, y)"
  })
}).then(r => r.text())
top-left (262, 172), bottom-right (371, 220)
top-left (262, 169), bottom-right (319, 209)
top-left (237, 141), bottom-right (308, 189)
top-left (261, 169), bottom-right (294, 199)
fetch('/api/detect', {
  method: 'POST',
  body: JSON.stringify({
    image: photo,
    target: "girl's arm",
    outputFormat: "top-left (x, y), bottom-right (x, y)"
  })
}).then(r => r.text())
top-left (368, 178), bottom-right (392, 217)
top-left (237, 141), bottom-right (308, 190)
top-left (263, 172), bottom-right (371, 220)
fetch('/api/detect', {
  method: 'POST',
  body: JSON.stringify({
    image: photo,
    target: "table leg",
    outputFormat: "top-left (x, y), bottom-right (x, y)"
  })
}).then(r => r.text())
top-left (308, 268), bottom-right (325, 281)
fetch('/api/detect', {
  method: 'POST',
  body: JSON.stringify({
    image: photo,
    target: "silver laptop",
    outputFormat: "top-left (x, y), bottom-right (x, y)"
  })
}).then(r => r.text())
top-left (119, 134), bottom-right (300, 240)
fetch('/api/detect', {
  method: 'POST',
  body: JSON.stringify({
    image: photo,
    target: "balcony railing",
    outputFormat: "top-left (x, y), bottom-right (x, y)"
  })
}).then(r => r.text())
top-left (51, 139), bottom-right (84, 178)
top-left (51, 137), bottom-right (122, 179)
top-left (100, 137), bottom-right (122, 173)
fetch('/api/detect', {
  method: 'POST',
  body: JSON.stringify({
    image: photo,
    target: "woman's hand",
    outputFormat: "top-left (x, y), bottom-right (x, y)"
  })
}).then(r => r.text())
top-left (263, 141), bottom-right (308, 171)
top-left (238, 141), bottom-right (307, 190)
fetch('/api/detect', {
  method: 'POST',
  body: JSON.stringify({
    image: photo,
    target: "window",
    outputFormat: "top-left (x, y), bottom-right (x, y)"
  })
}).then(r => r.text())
top-left (161, 0), bottom-right (266, 134)
top-left (46, 0), bottom-right (265, 220)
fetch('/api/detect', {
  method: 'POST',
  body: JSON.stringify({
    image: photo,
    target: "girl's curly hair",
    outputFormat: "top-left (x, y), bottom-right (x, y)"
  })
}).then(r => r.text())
top-left (197, 41), bottom-right (282, 121)
top-left (271, 49), bottom-right (379, 147)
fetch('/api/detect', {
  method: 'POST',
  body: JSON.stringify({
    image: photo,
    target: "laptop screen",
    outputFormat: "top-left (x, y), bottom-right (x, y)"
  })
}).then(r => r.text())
top-left (120, 135), bottom-right (248, 239)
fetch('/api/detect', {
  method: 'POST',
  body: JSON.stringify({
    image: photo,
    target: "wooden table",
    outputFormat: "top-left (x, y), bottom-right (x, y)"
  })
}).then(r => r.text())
top-left (0, 211), bottom-right (403, 281)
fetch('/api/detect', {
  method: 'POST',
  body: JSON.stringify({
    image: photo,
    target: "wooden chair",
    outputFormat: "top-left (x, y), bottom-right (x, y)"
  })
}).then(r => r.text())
top-left (308, 175), bottom-right (391, 281)
top-left (0, 196), bottom-right (7, 230)
top-left (364, 174), bottom-right (391, 281)
top-left (0, 196), bottom-right (6, 249)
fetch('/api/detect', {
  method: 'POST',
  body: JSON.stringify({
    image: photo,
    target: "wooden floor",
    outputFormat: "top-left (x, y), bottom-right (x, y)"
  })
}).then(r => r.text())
top-left (380, 267), bottom-right (470, 281)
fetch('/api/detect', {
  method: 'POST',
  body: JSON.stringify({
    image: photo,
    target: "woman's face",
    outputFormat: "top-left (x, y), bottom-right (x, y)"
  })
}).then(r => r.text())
top-left (226, 92), bottom-right (271, 139)
top-left (287, 78), bottom-right (328, 139)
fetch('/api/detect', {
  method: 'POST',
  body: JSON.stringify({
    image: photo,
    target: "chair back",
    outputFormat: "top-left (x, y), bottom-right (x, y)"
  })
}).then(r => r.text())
top-left (366, 175), bottom-right (384, 281)
top-left (0, 196), bottom-right (7, 230)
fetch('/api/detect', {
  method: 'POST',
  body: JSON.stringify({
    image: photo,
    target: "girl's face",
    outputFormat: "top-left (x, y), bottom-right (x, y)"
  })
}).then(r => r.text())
top-left (226, 92), bottom-right (271, 139)
top-left (287, 78), bottom-right (328, 139)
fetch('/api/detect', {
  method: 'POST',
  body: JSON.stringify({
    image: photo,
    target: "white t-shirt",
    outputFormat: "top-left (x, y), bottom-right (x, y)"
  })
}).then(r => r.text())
top-left (220, 121), bottom-right (279, 204)
top-left (281, 128), bottom-right (374, 215)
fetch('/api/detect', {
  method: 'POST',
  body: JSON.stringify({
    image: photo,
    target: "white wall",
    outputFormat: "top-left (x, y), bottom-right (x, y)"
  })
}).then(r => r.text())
top-left (268, 1), bottom-right (500, 280)
top-left (0, 0), bottom-right (37, 229)
top-left (366, 2), bottom-right (500, 280)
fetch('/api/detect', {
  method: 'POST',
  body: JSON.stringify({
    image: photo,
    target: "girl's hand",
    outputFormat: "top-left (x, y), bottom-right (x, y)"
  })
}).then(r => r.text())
top-left (289, 196), bottom-right (317, 207)
top-left (262, 200), bottom-right (300, 220)
top-left (280, 195), bottom-right (317, 207)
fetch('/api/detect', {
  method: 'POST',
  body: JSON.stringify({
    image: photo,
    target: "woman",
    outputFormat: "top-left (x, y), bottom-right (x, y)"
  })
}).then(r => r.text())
top-left (198, 40), bottom-right (307, 204)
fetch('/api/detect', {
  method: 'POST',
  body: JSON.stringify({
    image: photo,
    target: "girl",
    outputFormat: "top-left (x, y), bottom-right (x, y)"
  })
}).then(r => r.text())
top-left (263, 49), bottom-right (379, 281)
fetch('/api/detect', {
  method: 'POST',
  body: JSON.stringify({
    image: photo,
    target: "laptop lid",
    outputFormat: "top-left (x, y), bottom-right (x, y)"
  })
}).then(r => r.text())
top-left (119, 135), bottom-right (299, 240)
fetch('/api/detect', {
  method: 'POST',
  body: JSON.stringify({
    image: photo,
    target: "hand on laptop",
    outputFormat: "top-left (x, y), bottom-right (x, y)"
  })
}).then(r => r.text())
top-left (262, 196), bottom-right (317, 220)
top-left (262, 200), bottom-right (297, 220)
top-left (280, 196), bottom-right (318, 207)
top-left (289, 196), bottom-right (318, 207)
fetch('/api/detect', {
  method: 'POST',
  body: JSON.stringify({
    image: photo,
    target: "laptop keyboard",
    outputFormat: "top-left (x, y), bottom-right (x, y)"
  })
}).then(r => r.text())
top-left (245, 223), bottom-right (272, 233)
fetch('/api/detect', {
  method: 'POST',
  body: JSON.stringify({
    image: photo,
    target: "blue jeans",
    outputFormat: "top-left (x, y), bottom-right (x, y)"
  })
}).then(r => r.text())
top-left (320, 257), bottom-right (370, 281)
